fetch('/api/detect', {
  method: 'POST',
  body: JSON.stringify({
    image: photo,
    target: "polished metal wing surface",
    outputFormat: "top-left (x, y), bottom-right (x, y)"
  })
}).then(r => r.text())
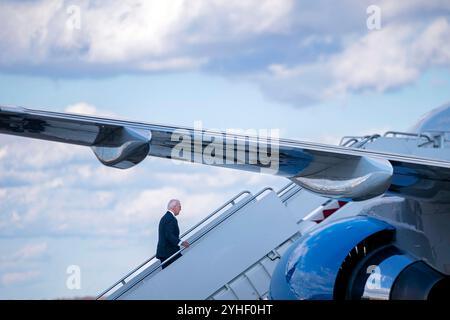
top-left (2, 105), bottom-right (450, 202)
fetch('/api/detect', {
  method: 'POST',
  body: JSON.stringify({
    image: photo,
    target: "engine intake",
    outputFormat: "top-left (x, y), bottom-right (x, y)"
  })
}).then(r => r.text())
top-left (343, 245), bottom-right (449, 300)
top-left (269, 216), bottom-right (449, 300)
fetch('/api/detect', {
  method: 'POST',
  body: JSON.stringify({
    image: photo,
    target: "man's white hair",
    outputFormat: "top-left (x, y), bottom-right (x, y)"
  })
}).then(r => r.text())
top-left (167, 199), bottom-right (180, 210)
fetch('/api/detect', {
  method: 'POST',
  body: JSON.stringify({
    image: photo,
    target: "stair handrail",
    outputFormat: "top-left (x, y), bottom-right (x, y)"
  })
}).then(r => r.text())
top-left (107, 187), bottom-right (274, 300)
top-left (276, 182), bottom-right (294, 195)
top-left (96, 189), bottom-right (252, 300)
top-left (279, 184), bottom-right (303, 203)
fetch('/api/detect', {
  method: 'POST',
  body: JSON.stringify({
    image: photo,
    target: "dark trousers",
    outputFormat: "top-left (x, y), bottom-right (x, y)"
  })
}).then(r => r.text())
top-left (159, 252), bottom-right (182, 269)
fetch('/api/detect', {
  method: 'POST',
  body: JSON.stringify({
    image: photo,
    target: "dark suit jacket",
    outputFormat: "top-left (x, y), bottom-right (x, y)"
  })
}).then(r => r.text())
top-left (156, 211), bottom-right (181, 260)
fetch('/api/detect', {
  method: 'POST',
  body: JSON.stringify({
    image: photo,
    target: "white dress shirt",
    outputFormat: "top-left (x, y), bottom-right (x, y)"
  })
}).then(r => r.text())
top-left (168, 210), bottom-right (183, 246)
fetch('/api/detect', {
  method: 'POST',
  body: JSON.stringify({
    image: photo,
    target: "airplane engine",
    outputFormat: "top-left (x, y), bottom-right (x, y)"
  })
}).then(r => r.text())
top-left (269, 216), bottom-right (449, 300)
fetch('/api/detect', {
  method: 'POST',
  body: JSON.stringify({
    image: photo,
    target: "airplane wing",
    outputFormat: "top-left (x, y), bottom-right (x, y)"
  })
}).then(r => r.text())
top-left (2, 105), bottom-right (450, 202)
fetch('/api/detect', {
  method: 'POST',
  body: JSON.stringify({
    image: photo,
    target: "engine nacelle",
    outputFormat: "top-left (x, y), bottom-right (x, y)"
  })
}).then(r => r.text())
top-left (269, 216), bottom-right (449, 300)
top-left (91, 127), bottom-right (151, 169)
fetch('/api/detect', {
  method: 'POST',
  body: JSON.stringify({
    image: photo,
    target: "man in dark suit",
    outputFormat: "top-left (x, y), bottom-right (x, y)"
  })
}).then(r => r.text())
top-left (156, 199), bottom-right (190, 269)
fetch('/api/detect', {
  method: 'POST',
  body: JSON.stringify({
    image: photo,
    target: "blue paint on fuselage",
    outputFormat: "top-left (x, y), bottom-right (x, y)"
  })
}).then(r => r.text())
top-left (269, 216), bottom-right (394, 300)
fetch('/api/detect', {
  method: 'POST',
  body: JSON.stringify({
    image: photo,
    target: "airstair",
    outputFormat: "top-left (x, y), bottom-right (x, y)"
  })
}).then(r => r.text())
top-left (96, 182), bottom-right (352, 300)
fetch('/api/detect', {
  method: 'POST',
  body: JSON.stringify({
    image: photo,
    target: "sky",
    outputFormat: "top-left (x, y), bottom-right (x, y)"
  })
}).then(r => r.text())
top-left (0, 0), bottom-right (450, 299)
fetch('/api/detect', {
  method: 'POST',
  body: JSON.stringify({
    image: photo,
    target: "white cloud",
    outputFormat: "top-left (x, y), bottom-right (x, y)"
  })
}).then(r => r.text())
top-left (331, 25), bottom-right (418, 93)
top-left (258, 16), bottom-right (450, 106)
top-left (1, 271), bottom-right (40, 286)
top-left (73, 164), bottom-right (139, 186)
top-left (65, 102), bottom-right (98, 115)
top-left (0, 135), bottom-right (89, 170)
top-left (138, 57), bottom-right (208, 71)
top-left (12, 243), bottom-right (48, 261)
top-left (64, 102), bottom-right (119, 118)
top-left (0, 243), bottom-right (48, 271)
top-left (0, 189), bottom-right (7, 200)
top-left (0, 0), bottom-right (294, 67)
top-left (330, 18), bottom-right (450, 94)
top-left (0, 1), bottom-right (449, 106)
top-left (117, 186), bottom-right (225, 224)
top-left (152, 169), bottom-right (281, 190)
top-left (412, 18), bottom-right (450, 66)
top-left (0, 146), bottom-right (7, 160)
